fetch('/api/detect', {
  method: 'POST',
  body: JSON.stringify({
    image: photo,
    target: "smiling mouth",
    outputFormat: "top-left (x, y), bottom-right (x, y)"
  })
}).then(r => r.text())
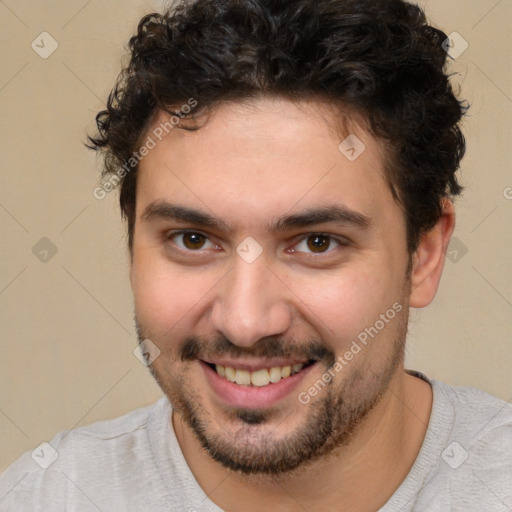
top-left (203, 360), bottom-right (316, 387)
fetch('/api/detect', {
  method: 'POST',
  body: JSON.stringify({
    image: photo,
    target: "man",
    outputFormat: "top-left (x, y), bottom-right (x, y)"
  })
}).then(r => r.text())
top-left (1, 0), bottom-right (510, 510)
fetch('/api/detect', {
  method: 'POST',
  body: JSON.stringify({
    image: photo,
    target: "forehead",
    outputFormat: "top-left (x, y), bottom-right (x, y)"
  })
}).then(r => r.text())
top-left (135, 97), bottom-right (398, 233)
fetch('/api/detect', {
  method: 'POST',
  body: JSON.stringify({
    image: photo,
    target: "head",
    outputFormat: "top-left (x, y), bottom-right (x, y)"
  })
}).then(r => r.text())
top-left (89, 0), bottom-right (466, 475)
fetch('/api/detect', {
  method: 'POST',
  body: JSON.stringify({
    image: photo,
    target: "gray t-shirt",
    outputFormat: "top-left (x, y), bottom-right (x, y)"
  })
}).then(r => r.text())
top-left (1, 371), bottom-right (511, 511)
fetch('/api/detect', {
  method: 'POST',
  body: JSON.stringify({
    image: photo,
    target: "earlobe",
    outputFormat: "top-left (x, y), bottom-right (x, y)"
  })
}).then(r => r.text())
top-left (409, 199), bottom-right (456, 308)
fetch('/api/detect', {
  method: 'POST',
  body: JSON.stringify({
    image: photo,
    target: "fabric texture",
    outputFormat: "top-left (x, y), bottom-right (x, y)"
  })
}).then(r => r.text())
top-left (1, 371), bottom-right (511, 511)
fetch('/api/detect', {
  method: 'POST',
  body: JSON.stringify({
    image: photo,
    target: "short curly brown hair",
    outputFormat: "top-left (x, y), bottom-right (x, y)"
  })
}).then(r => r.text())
top-left (88, 0), bottom-right (467, 254)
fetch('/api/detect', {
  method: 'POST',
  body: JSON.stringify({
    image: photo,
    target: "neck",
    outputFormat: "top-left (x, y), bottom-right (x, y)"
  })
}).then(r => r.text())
top-left (172, 369), bottom-right (432, 512)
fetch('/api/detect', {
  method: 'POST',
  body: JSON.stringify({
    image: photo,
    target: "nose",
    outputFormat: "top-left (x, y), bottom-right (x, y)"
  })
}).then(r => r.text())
top-left (210, 256), bottom-right (292, 348)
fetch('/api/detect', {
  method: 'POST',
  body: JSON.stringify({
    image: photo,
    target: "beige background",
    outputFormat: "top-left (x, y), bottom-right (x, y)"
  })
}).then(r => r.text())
top-left (0, 0), bottom-right (511, 472)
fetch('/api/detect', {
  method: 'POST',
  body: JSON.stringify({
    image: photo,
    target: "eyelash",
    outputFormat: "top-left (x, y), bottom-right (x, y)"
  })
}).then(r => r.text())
top-left (165, 230), bottom-right (347, 256)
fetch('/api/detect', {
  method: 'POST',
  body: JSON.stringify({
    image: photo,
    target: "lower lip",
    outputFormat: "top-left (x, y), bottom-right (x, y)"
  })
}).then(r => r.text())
top-left (200, 360), bottom-right (316, 409)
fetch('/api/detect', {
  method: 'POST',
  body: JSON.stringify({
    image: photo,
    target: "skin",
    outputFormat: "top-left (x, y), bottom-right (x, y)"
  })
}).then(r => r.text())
top-left (130, 96), bottom-right (455, 511)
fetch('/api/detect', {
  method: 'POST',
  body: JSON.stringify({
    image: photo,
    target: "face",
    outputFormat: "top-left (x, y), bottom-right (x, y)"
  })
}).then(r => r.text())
top-left (130, 97), bottom-right (412, 475)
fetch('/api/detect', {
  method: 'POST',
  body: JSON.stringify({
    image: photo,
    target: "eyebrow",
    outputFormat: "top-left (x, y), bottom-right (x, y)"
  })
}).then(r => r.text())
top-left (141, 200), bottom-right (372, 233)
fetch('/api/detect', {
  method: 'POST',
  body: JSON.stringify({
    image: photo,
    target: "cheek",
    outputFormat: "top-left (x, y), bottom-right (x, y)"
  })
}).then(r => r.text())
top-left (131, 252), bottom-right (212, 338)
top-left (292, 266), bottom-right (400, 345)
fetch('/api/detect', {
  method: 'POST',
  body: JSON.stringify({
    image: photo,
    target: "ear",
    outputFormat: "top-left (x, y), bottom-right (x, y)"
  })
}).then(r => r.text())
top-left (409, 199), bottom-right (456, 308)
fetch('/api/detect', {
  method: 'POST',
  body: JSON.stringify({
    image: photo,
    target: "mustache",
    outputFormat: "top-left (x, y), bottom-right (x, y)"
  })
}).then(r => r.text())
top-left (180, 334), bottom-right (334, 365)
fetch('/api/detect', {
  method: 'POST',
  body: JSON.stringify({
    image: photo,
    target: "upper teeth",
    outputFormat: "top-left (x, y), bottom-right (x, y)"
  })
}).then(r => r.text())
top-left (215, 363), bottom-right (305, 387)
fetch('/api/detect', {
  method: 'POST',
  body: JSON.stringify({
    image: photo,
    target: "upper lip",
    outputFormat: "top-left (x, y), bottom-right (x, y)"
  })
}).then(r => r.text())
top-left (200, 357), bottom-right (311, 372)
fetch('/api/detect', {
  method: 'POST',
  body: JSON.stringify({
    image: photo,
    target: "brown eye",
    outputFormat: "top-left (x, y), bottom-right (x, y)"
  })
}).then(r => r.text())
top-left (306, 234), bottom-right (331, 253)
top-left (293, 233), bottom-right (341, 254)
top-left (169, 231), bottom-right (215, 251)
top-left (184, 233), bottom-right (206, 249)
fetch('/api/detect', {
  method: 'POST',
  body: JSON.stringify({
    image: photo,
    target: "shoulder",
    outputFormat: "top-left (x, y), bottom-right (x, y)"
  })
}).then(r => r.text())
top-left (434, 380), bottom-right (512, 444)
top-left (425, 380), bottom-right (511, 510)
top-left (384, 375), bottom-right (512, 512)
top-left (0, 397), bottom-right (168, 510)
